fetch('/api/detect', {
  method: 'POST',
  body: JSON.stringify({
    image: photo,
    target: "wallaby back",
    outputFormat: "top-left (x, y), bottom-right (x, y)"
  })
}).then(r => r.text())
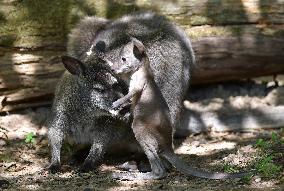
top-left (71, 12), bottom-right (195, 130)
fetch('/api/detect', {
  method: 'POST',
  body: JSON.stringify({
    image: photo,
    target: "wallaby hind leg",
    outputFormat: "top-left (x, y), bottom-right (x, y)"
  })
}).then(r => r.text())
top-left (79, 134), bottom-right (111, 172)
top-left (48, 127), bottom-right (64, 173)
top-left (112, 121), bottom-right (167, 180)
top-left (117, 157), bottom-right (171, 173)
top-left (162, 158), bottom-right (172, 172)
top-left (130, 158), bottom-right (172, 172)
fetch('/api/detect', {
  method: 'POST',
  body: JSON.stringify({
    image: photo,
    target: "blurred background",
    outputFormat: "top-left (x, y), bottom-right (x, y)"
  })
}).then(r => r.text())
top-left (1, 0), bottom-right (284, 133)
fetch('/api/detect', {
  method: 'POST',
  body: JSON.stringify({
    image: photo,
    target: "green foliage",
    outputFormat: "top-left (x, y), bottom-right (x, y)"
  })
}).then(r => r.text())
top-left (254, 131), bottom-right (283, 179)
top-left (223, 163), bottom-right (239, 173)
top-left (0, 35), bottom-right (16, 46)
top-left (255, 138), bottom-right (270, 150)
top-left (0, 0), bottom-right (88, 47)
top-left (241, 173), bottom-right (254, 183)
top-left (24, 132), bottom-right (36, 144)
top-left (270, 132), bottom-right (284, 145)
top-left (0, 153), bottom-right (13, 162)
top-left (256, 155), bottom-right (282, 178)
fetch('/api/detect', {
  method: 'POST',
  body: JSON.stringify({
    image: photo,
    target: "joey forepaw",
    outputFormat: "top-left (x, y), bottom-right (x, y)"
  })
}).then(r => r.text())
top-left (112, 99), bottom-right (124, 110)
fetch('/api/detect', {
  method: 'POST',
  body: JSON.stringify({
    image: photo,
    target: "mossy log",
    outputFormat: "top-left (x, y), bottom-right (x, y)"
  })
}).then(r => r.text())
top-left (0, 0), bottom-right (284, 112)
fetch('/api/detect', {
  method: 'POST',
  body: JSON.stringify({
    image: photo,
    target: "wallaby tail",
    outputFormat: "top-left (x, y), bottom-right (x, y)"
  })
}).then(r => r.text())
top-left (162, 151), bottom-right (254, 179)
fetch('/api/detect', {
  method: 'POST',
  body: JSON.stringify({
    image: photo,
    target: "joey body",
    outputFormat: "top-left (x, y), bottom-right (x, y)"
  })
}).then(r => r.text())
top-left (110, 39), bottom-right (252, 180)
top-left (112, 46), bottom-right (173, 179)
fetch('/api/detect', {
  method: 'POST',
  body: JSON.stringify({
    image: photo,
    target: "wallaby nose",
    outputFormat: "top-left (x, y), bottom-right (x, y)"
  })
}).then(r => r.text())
top-left (108, 64), bottom-right (116, 73)
top-left (111, 68), bottom-right (116, 73)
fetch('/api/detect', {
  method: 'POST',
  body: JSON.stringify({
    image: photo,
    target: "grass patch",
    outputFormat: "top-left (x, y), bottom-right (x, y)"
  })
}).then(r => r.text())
top-left (24, 132), bottom-right (36, 144)
top-left (223, 163), bottom-right (240, 173)
top-left (221, 130), bottom-right (283, 183)
top-left (254, 131), bottom-right (284, 179)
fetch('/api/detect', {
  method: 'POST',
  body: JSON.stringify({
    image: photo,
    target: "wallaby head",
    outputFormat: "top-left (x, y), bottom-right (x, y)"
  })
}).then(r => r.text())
top-left (61, 55), bottom-right (118, 90)
top-left (111, 38), bottom-right (146, 74)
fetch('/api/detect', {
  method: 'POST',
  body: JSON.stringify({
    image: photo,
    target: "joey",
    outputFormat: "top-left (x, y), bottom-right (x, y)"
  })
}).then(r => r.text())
top-left (109, 38), bottom-right (252, 180)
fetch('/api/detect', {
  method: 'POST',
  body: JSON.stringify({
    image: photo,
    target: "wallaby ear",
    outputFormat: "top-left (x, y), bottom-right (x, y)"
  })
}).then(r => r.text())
top-left (61, 56), bottom-right (86, 76)
top-left (131, 38), bottom-right (145, 61)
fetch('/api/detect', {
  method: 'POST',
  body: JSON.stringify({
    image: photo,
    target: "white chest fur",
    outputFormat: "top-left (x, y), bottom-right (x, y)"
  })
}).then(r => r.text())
top-left (129, 68), bottom-right (147, 93)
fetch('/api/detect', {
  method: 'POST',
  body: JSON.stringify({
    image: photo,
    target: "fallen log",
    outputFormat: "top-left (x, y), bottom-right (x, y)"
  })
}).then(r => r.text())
top-left (0, 0), bottom-right (284, 112)
top-left (177, 105), bottom-right (284, 136)
top-left (191, 36), bottom-right (284, 84)
top-left (176, 84), bottom-right (284, 136)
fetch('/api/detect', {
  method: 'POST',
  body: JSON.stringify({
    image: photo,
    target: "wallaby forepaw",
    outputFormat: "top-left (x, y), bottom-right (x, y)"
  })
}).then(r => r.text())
top-left (48, 163), bottom-right (61, 174)
top-left (109, 109), bottom-right (120, 116)
top-left (117, 161), bottom-right (138, 171)
top-left (78, 161), bottom-right (97, 173)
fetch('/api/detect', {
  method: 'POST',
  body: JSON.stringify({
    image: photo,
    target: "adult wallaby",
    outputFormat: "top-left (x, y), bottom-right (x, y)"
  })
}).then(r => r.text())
top-left (68, 12), bottom-right (195, 131)
top-left (108, 38), bottom-right (250, 180)
top-left (47, 55), bottom-right (135, 173)
top-left (48, 12), bottom-right (251, 179)
top-left (48, 12), bottom-right (194, 173)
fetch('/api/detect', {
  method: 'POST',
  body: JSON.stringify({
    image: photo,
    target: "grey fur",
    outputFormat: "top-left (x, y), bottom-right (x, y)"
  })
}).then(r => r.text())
top-left (71, 12), bottom-right (195, 129)
top-left (48, 12), bottom-right (194, 173)
top-left (47, 56), bottom-right (134, 173)
top-left (48, 12), bottom-right (253, 179)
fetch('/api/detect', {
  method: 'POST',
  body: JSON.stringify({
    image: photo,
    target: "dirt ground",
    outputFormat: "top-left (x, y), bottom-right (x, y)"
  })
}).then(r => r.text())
top-left (0, 106), bottom-right (283, 190)
top-left (1, 80), bottom-right (284, 190)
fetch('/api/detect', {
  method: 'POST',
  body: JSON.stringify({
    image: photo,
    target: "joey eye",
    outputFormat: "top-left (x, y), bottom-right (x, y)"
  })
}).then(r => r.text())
top-left (122, 57), bottom-right (126, 62)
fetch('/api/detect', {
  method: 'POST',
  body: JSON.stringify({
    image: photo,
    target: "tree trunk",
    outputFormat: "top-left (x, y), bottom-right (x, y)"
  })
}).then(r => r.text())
top-left (0, 0), bottom-right (284, 112)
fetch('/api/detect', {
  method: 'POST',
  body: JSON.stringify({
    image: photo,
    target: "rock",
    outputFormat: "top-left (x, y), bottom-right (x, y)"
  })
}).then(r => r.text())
top-left (255, 177), bottom-right (262, 183)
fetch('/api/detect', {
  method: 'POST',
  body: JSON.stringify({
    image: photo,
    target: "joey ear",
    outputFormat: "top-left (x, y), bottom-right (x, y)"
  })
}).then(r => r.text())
top-left (61, 56), bottom-right (86, 76)
top-left (131, 38), bottom-right (145, 61)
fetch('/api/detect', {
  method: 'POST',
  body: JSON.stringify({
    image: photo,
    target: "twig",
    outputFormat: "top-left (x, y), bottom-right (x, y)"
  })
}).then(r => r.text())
top-left (5, 162), bottom-right (16, 171)
top-left (0, 125), bottom-right (9, 132)
top-left (0, 126), bottom-right (9, 140)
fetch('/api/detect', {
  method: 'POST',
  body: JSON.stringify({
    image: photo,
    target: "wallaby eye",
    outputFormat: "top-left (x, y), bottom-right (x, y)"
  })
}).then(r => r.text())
top-left (122, 57), bottom-right (126, 62)
top-left (93, 84), bottom-right (105, 92)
